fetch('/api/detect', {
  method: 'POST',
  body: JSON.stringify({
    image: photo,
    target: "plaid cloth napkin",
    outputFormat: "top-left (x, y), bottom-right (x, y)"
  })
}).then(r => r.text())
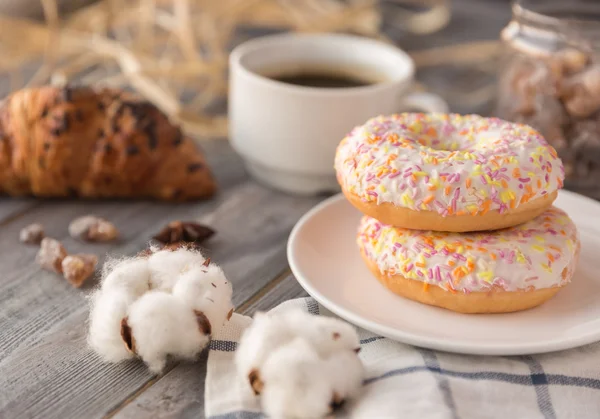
top-left (205, 297), bottom-right (600, 419)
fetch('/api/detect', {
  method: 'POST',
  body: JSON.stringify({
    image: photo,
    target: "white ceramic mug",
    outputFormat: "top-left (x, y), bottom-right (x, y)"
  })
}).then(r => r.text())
top-left (229, 33), bottom-right (448, 195)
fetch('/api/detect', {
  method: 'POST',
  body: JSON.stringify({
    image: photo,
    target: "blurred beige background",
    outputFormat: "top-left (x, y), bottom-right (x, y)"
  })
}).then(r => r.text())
top-left (0, 0), bottom-right (94, 18)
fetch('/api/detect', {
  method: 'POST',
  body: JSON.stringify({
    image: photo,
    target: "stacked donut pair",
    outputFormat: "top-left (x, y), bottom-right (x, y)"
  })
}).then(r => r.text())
top-left (335, 113), bottom-right (580, 313)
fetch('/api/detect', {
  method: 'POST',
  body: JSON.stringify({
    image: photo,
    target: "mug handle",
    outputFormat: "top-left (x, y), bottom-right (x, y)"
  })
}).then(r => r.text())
top-left (399, 91), bottom-right (449, 113)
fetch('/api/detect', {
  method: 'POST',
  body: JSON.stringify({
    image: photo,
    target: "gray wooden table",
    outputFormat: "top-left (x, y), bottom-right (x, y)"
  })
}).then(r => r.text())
top-left (0, 1), bottom-right (511, 418)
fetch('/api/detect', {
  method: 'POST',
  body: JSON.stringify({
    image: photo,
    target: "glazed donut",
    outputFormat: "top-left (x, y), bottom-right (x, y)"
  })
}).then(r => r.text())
top-left (357, 206), bottom-right (579, 314)
top-left (335, 113), bottom-right (564, 232)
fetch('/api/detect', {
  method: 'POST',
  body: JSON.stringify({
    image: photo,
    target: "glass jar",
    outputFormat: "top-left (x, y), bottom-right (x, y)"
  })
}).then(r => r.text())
top-left (496, 0), bottom-right (600, 199)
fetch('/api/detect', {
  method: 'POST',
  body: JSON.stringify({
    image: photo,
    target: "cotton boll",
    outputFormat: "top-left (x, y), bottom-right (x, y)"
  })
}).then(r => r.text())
top-left (171, 266), bottom-right (214, 303)
top-left (88, 248), bottom-right (233, 374)
top-left (198, 265), bottom-right (234, 333)
top-left (172, 265), bottom-right (234, 336)
top-left (326, 350), bottom-right (365, 403)
top-left (89, 258), bottom-right (152, 362)
top-left (148, 248), bottom-right (207, 292)
top-left (101, 258), bottom-right (151, 299)
top-left (125, 291), bottom-right (210, 373)
top-left (199, 288), bottom-right (234, 336)
top-left (281, 309), bottom-right (361, 357)
top-left (235, 312), bottom-right (296, 391)
top-left (260, 338), bottom-right (336, 419)
top-left (88, 289), bottom-right (136, 362)
top-left (235, 309), bottom-right (365, 417)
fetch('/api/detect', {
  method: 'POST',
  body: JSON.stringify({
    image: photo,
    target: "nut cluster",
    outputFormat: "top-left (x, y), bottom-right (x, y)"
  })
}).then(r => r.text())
top-left (22, 215), bottom-right (117, 287)
top-left (21, 216), bottom-right (214, 288)
top-left (35, 237), bottom-right (98, 287)
top-left (497, 47), bottom-right (600, 195)
top-left (62, 254), bottom-right (99, 287)
top-left (68, 215), bottom-right (119, 242)
top-left (19, 223), bottom-right (45, 245)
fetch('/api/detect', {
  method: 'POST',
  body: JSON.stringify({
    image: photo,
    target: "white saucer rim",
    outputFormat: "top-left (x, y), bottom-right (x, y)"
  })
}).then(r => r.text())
top-left (287, 190), bottom-right (600, 356)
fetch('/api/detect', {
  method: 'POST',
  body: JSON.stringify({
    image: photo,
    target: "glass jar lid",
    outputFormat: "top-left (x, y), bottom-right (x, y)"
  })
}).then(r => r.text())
top-left (502, 0), bottom-right (600, 57)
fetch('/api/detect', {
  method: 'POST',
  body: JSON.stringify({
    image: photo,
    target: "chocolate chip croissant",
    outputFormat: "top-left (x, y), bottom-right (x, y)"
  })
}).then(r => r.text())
top-left (0, 86), bottom-right (216, 200)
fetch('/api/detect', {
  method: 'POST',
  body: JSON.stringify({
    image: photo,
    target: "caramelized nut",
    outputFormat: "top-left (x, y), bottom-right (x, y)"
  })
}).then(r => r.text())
top-left (562, 67), bottom-right (600, 118)
top-left (19, 223), bottom-right (45, 245)
top-left (61, 254), bottom-right (98, 287)
top-left (69, 215), bottom-right (119, 242)
top-left (36, 238), bottom-right (67, 273)
top-left (152, 221), bottom-right (214, 245)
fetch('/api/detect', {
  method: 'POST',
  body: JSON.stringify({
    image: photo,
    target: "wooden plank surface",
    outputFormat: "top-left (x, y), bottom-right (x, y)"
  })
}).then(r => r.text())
top-left (0, 139), bottom-right (323, 419)
top-left (112, 274), bottom-right (307, 419)
top-left (0, 198), bottom-right (38, 226)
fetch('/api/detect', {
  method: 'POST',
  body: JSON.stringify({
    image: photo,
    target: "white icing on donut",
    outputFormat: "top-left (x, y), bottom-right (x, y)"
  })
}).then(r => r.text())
top-left (335, 113), bottom-right (564, 216)
top-left (358, 207), bottom-right (578, 293)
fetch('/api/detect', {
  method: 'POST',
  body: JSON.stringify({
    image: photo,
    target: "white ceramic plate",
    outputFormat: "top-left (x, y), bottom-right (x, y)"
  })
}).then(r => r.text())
top-left (287, 190), bottom-right (600, 355)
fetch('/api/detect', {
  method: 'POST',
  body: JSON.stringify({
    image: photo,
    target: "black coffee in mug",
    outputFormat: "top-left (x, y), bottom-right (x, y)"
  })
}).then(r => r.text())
top-left (261, 65), bottom-right (383, 88)
top-left (272, 72), bottom-right (373, 88)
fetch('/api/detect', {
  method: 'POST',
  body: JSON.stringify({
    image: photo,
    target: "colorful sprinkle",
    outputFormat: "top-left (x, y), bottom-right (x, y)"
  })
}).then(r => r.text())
top-left (357, 207), bottom-right (577, 293)
top-left (336, 113), bottom-right (563, 215)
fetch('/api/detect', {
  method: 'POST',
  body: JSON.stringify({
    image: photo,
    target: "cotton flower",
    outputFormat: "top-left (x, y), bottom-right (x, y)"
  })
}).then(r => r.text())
top-left (325, 350), bottom-right (364, 404)
top-left (235, 308), bottom-right (364, 418)
top-left (88, 289), bottom-right (137, 362)
top-left (260, 338), bottom-right (340, 419)
top-left (282, 310), bottom-right (361, 358)
top-left (101, 257), bottom-right (152, 299)
top-left (172, 264), bottom-right (234, 334)
top-left (147, 247), bottom-right (208, 292)
top-left (87, 247), bottom-right (233, 373)
top-left (235, 312), bottom-right (296, 387)
top-left (122, 291), bottom-right (211, 373)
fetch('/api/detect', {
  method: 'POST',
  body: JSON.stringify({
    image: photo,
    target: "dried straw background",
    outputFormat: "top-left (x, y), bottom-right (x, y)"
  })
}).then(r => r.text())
top-left (0, 0), bottom-right (500, 139)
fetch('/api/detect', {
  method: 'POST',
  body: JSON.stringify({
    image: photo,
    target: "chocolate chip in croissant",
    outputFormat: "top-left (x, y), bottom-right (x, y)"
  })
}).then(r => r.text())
top-left (126, 145), bottom-right (139, 155)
